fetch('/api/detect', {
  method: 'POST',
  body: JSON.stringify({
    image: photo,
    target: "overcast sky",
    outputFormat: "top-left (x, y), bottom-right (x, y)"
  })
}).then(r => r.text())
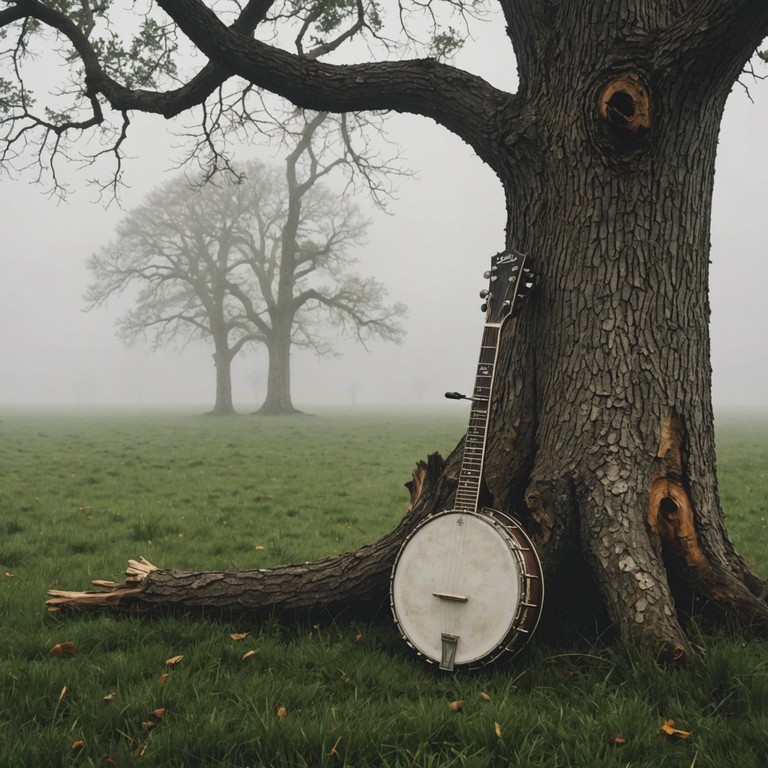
top-left (0, 27), bottom-right (766, 411)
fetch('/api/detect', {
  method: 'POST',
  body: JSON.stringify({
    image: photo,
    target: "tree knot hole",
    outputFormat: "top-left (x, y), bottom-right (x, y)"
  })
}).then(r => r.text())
top-left (659, 496), bottom-right (679, 521)
top-left (597, 72), bottom-right (652, 154)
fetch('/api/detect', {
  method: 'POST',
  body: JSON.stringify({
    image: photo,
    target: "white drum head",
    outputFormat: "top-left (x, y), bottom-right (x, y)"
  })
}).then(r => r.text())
top-left (391, 511), bottom-right (522, 667)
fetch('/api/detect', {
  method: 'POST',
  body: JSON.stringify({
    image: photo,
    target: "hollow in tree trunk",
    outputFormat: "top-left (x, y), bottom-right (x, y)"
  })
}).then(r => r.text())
top-left (47, 3), bottom-right (768, 661)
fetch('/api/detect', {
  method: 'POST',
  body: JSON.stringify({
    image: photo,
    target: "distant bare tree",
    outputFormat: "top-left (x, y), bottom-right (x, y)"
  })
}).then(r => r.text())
top-left (226, 112), bottom-right (406, 414)
top-left (85, 172), bottom-right (261, 415)
top-left (85, 113), bottom-right (406, 415)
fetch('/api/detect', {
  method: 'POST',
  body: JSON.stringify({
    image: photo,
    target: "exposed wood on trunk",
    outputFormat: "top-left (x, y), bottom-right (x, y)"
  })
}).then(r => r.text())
top-left (648, 408), bottom-right (768, 633)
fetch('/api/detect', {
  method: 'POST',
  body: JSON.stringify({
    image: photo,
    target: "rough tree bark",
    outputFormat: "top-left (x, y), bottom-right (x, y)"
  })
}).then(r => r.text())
top-left (41, 0), bottom-right (768, 660)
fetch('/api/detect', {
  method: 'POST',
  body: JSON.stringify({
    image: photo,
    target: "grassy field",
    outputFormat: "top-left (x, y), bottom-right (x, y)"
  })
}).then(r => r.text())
top-left (0, 406), bottom-right (766, 767)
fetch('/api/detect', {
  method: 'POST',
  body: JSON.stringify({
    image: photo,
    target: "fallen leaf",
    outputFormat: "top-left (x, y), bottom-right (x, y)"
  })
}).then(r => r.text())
top-left (103, 692), bottom-right (117, 703)
top-left (165, 655), bottom-right (184, 666)
top-left (254, 545), bottom-right (265, 550)
top-left (660, 719), bottom-right (691, 739)
top-left (159, 673), bottom-right (170, 683)
top-left (449, 700), bottom-right (464, 713)
top-left (607, 734), bottom-right (627, 746)
top-left (4, 572), bottom-right (14, 578)
top-left (71, 739), bottom-right (85, 750)
top-left (152, 707), bottom-right (167, 720)
top-left (354, 632), bottom-right (363, 642)
top-left (242, 650), bottom-right (256, 661)
top-left (230, 632), bottom-right (251, 641)
top-left (494, 722), bottom-right (502, 739)
top-left (277, 705), bottom-right (288, 719)
top-left (479, 691), bottom-right (491, 702)
top-left (50, 642), bottom-right (76, 657)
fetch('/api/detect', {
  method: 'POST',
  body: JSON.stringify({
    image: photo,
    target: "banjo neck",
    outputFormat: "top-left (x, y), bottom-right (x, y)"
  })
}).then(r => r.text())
top-left (454, 323), bottom-right (502, 513)
top-left (453, 249), bottom-right (530, 514)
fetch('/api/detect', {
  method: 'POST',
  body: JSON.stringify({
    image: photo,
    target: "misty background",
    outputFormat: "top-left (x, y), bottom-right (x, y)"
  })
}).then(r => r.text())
top-left (1, 30), bottom-right (766, 411)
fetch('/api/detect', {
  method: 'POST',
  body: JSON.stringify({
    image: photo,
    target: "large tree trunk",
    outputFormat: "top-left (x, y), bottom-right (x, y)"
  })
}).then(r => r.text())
top-left (208, 338), bottom-right (237, 416)
top-left (256, 324), bottom-right (301, 415)
top-left (46, 3), bottom-right (768, 661)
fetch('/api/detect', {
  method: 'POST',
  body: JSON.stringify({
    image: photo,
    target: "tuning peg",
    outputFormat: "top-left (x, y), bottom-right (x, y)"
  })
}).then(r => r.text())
top-left (522, 267), bottom-right (535, 288)
top-left (480, 303), bottom-right (488, 312)
top-left (479, 289), bottom-right (489, 299)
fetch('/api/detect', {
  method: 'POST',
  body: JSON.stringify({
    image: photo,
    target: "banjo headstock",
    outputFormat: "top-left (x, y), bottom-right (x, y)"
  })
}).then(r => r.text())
top-left (479, 249), bottom-right (533, 325)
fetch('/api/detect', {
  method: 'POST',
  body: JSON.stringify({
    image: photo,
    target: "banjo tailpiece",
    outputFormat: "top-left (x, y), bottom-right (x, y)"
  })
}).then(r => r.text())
top-left (439, 633), bottom-right (459, 672)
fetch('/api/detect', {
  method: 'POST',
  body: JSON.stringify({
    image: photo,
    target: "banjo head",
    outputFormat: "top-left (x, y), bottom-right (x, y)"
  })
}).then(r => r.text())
top-left (390, 509), bottom-right (542, 670)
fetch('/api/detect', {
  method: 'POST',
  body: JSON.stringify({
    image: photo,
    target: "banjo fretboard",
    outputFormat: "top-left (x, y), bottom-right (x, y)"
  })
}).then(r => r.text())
top-left (453, 249), bottom-right (529, 512)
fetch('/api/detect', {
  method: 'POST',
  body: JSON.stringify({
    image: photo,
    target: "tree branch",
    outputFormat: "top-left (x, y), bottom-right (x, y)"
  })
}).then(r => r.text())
top-left (152, 0), bottom-right (510, 165)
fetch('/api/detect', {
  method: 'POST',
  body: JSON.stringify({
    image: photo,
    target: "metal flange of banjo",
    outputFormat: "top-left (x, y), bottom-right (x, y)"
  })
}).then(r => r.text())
top-left (390, 249), bottom-right (543, 671)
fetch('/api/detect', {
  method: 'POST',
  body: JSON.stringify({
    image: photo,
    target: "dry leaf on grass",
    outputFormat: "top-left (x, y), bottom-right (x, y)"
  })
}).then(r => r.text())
top-left (159, 673), bottom-right (170, 683)
top-left (277, 706), bottom-right (288, 719)
top-left (607, 734), bottom-right (627, 746)
top-left (242, 650), bottom-right (256, 661)
top-left (230, 632), bottom-right (251, 641)
top-left (165, 655), bottom-right (184, 666)
top-left (103, 692), bottom-right (116, 703)
top-left (152, 707), bottom-right (167, 720)
top-left (71, 739), bottom-right (85, 750)
top-left (494, 722), bottom-right (502, 739)
top-left (660, 719), bottom-right (691, 739)
top-left (449, 700), bottom-right (464, 713)
top-left (479, 691), bottom-right (491, 702)
top-left (50, 642), bottom-right (76, 657)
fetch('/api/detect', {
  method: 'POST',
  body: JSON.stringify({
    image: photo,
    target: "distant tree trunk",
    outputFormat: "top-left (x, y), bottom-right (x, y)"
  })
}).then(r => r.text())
top-left (256, 323), bottom-right (300, 415)
top-left (208, 338), bottom-right (236, 416)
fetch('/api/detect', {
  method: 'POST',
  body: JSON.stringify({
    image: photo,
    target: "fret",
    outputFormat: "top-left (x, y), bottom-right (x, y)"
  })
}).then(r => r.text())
top-left (457, 321), bottom-right (501, 510)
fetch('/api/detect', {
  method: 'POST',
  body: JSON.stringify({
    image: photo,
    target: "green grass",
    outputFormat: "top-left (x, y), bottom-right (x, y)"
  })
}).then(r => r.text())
top-left (0, 406), bottom-right (767, 767)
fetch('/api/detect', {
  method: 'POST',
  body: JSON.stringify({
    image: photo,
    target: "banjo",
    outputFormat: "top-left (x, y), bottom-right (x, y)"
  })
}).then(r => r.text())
top-left (390, 249), bottom-right (544, 671)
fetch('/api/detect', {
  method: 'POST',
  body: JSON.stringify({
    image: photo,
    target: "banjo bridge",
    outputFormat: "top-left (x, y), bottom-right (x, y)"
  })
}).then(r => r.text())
top-left (432, 591), bottom-right (469, 603)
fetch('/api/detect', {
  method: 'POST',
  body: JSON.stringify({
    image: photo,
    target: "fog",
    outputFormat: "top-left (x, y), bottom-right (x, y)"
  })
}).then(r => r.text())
top-left (0, 35), bottom-right (766, 411)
